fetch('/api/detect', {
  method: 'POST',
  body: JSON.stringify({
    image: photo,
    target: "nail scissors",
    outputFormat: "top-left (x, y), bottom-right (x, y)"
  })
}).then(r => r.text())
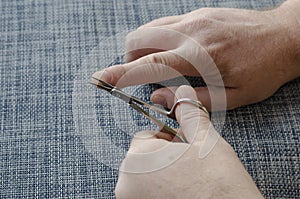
top-left (90, 77), bottom-right (209, 143)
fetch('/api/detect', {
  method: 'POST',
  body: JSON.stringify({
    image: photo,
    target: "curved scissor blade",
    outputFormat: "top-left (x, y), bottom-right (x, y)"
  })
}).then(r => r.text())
top-left (90, 77), bottom-right (114, 92)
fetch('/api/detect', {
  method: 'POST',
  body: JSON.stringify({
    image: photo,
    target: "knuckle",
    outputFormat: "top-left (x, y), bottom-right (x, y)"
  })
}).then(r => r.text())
top-left (181, 18), bottom-right (205, 30)
top-left (183, 11), bottom-right (216, 27)
top-left (150, 17), bottom-right (165, 24)
top-left (125, 30), bottom-right (139, 50)
top-left (206, 45), bottom-right (222, 64)
top-left (205, 41), bottom-right (232, 66)
top-left (145, 53), bottom-right (166, 65)
top-left (189, 7), bottom-right (213, 16)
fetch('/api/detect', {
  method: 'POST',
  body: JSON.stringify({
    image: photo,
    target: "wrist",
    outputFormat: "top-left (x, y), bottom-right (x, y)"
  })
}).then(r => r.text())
top-left (275, 0), bottom-right (300, 79)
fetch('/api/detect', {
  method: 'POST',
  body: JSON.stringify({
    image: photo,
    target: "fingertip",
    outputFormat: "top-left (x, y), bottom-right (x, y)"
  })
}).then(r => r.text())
top-left (175, 86), bottom-right (212, 137)
top-left (150, 87), bottom-right (177, 109)
top-left (91, 69), bottom-right (112, 84)
top-left (151, 94), bottom-right (167, 107)
top-left (91, 64), bottom-right (129, 87)
top-left (175, 85), bottom-right (198, 101)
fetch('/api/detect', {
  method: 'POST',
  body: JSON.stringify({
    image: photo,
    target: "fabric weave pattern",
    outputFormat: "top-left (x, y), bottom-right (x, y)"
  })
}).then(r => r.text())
top-left (1, 0), bottom-right (299, 198)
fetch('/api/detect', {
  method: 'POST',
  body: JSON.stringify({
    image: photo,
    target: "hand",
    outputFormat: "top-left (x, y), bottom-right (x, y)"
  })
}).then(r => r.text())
top-left (93, 3), bottom-right (300, 110)
top-left (115, 86), bottom-right (263, 199)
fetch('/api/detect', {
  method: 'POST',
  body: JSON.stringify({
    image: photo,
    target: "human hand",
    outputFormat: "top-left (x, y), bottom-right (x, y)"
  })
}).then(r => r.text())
top-left (115, 86), bottom-right (263, 199)
top-left (93, 4), bottom-right (300, 110)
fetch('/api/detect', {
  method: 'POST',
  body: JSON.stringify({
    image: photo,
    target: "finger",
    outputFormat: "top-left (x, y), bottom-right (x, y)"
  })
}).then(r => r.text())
top-left (154, 131), bottom-right (174, 142)
top-left (151, 86), bottom-right (241, 111)
top-left (138, 15), bottom-right (184, 29)
top-left (174, 85), bottom-right (211, 143)
top-left (151, 86), bottom-right (214, 111)
top-left (120, 130), bottom-right (189, 173)
top-left (196, 86), bottom-right (249, 111)
top-left (151, 87), bottom-right (177, 108)
top-left (128, 131), bottom-right (168, 153)
top-left (155, 128), bottom-right (184, 143)
top-left (125, 48), bottom-right (164, 63)
top-left (124, 26), bottom-right (184, 62)
top-left (92, 50), bottom-right (194, 88)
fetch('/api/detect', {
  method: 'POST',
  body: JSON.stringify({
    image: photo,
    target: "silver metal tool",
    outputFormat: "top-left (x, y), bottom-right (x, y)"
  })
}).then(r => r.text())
top-left (90, 77), bottom-right (209, 143)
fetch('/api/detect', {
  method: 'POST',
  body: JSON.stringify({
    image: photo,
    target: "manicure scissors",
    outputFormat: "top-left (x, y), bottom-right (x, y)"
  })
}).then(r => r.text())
top-left (90, 77), bottom-right (209, 143)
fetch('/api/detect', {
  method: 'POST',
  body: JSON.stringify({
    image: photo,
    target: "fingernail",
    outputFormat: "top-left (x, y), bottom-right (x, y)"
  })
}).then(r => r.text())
top-left (92, 70), bottom-right (112, 83)
top-left (151, 94), bottom-right (167, 107)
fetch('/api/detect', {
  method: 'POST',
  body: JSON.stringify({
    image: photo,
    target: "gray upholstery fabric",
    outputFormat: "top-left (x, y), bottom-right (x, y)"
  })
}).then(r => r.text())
top-left (1, 0), bottom-right (299, 198)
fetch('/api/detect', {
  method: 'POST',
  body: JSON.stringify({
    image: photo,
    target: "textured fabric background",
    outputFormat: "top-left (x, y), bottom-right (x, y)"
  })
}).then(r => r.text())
top-left (1, 0), bottom-right (299, 198)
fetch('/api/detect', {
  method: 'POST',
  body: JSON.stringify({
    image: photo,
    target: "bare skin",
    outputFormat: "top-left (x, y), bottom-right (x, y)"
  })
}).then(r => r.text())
top-left (115, 86), bottom-right (263, 199)
top-left (93, 0), bottom-right (300, 110)
top-left (92, 0), bottom-right (300, 197)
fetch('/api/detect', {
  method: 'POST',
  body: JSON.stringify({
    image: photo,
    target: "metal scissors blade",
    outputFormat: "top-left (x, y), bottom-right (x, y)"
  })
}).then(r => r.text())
top-left (91, 76), bottom-right (154, 109)
top-left (90, 76), bottom-right (187, 142)
top-left (91, 77), bottom-right (209, 117)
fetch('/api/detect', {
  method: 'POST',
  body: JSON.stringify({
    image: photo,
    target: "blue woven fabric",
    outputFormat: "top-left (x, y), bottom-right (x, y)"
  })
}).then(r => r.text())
top-left (1, 0), bottom-right (299, 198)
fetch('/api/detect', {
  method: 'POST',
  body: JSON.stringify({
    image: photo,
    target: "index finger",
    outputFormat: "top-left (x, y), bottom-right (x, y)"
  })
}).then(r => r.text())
top-left (92, 27), bottom-right (218, 89)
top-left (92, 49), bottom-right (194, 88)
top-left (125, 26), bottom-right (183, 62)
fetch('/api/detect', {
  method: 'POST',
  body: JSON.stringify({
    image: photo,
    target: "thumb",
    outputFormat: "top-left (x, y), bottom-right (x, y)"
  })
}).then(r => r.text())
top-left (174, 85), bottom-right (211, 143)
